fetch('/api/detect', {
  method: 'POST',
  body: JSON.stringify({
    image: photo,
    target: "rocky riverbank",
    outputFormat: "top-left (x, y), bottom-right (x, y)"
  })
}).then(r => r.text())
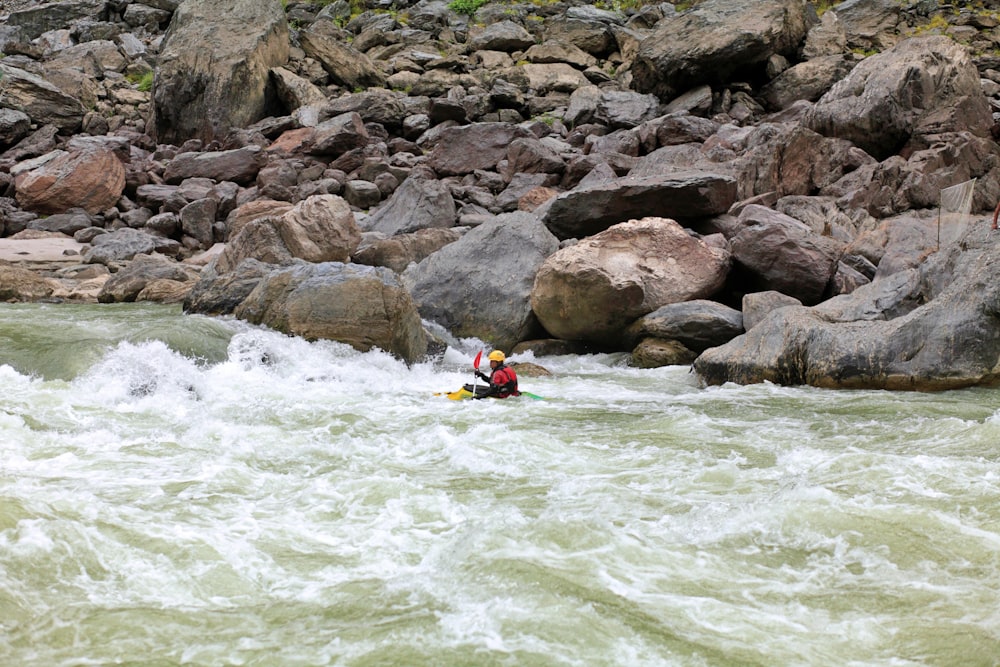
top-left (3, 0), bottom-right (1000, 388)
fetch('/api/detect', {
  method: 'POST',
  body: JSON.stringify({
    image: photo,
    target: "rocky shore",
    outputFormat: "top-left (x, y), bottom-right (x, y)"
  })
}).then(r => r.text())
top-left (3, 0), bottom-right (1000, 389)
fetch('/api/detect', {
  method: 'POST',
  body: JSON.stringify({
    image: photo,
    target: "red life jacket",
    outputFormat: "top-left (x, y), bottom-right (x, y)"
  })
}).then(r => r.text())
top-left (491, 364), bottom-right (519, 398)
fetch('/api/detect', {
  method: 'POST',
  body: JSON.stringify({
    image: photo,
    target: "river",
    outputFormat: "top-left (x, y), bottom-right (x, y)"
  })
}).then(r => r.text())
top-left (1, 303), bottom-right (998, 666)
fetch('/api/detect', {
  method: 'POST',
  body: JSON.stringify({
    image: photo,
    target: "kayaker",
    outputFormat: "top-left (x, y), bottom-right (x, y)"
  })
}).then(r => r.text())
top-left (474, 350), bottom-right (520, 399)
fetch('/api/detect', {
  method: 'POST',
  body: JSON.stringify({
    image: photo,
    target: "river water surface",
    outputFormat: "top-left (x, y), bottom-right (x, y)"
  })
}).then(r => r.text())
top-left (1, 303), bottom-right (998, 666)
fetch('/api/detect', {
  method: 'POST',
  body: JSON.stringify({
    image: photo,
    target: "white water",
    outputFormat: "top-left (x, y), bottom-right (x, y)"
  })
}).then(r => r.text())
top-left (1, 304), bottom-right (999, 666)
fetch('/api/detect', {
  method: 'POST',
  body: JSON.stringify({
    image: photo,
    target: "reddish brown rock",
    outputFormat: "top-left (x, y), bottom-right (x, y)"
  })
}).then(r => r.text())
top-left (14, 148), bottom-right (125, 215)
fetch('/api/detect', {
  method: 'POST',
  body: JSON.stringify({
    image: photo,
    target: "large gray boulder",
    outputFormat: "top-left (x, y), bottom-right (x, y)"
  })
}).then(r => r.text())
top-left (804, 36), bottom-right (992, 161)
top-left (234, 261), bottom-right (427, 364)
top-left (363, 174), bottom-right (456, 237)
top-left (625, 299), bottom-right (744, 352)
top-left (531, 217), bottom-right (731, 347)
top-left (299, 23), bottom-right (386, 89)
top-left (4, 0), bottom-right (109, 40)
top-left (427, 123), bottom-right (535, 176)
top-left (729, 205), bottom-right (844, 305)
top-left (693, 227), bottom-right (1000, 390)
top-left (405, 212), bottom-right (559, 352)
top-left (151, 0), bottom-right (289, 145)
top-left (631, 0), bottom-right (813, 100)
top-left (0, 64), bottom-right (86, 133)
top-left (542, 171), bottom-right (737, 240)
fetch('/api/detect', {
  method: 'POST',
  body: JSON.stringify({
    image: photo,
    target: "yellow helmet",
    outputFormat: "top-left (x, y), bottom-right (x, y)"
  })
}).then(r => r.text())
top-left (488, 350), bottom-right (506, 362)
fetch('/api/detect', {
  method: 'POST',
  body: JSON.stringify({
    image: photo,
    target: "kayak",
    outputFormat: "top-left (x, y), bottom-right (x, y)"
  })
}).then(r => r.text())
top-left (436, 384), bottom-right (544, 401)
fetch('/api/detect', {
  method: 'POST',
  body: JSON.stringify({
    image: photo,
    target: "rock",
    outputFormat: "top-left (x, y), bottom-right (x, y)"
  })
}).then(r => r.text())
top-left (363, 175), bottom-right (456, 236)
top-left (270, 66), bottom-right (328, 110)
top-left (427, 123), bottom-right (535, 176)
top-left (595, 90), bottom-right (661, 129)
top-left (183, 257), bottom-right (274, 315)
top-left (759, 54), bottom-right (857, 111)
top-left (632, 0), bottom-right (813, 100)
top-left (500, 63), bottom-right (591, 95)
top-left (276, 194), bottom-right (360, 263)
top-left (234, 261), bottom-right (427, 364)
top-left (353, 228), bottom-right (463, 273)
top-left (225, 199), bottom-right (295, 240)
top-left (0, 259), bottom-right (55, 301)
top-left (542, 171), bottom-right (737, 240)
top-left (625, 299), bottom-right (744, 352)
top-left (469, 20), bottom-right (536, 52)
top-left (0, 108), bottom-right (31, 148)
top-left (630, 338), bottom-right (698, 368)
top-left (300, 24), bottom-right (386, 89)
top-left (179, 198), bottom-right (218, 249)
top-left (741, 290), bottom-right (802, 331)
top-left (804, 36), bottom-right (992, 160)
top-left (150, 0), bottom-right (289, 144)
top-left (163, 145), bottom-right (265, 185)
top-left (406, 212), bottom-right (559, 352)
top-left (729, 205), bottom-right (843, 305)
top-left (693, 231), bottom-right (1000, 390)
top-left (308, 112), bottom-right (370, 156)
top-left (97, 253), bottom-right (200, 303)
top-left (14, 147), bottom-right (126, 215)
top-left (84, 228), bottom-right (182, 266)
top-left (530, 217), bottom-right (731, 347)
top-left (0, 63), bottom-right (86, 133)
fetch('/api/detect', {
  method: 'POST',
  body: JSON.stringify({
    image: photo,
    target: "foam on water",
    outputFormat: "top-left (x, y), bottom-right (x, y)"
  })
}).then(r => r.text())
top-left (1, 304), bottom-right (999, 665)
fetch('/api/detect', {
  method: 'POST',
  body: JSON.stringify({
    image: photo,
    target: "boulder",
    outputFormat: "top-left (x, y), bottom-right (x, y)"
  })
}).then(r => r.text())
top-left (300, 24), bottom-right (386, 89)
top-left (276, 194), bottom-right (360, 264)
top-left (542, 171), bottom-right (737, 240)
top-left (531, 217), bottom-right (731, 347)
top-left (84, 229), bottom-right (182, 266)
top-left (630, 338), bottom-right (698, 368)
top-left (741, 290), bottom-right (802, 331)
top-left (427, 123), bottom-right (535, 176)
top-left (625, 299), bottom-right (744, 352)
top-left (183, 257), bottom-right (274, 315)
top-left (0, 63), bottom-right (86, 133)
top-left (353, 228), bottom-right (463, 273)
top-left (693, 230), bottom-right (1000, 390)
top-left (0, 260), bottom-right (55, 301)
top-left (225, 199), bottom-right (295, 240)
top-left (406, 212), bottom-right (560, 351)
top-left (363, 175), bottom-right (456, 237)
top-left (14, 148), bottom-right (126, 215)
top-left (804, 36), bottom-right (992, 160)
top-left (234, 261), bottom-right (427, 364)
top-left (163, 145), bottom-right (265, 185)
top-left (0, 108), bottom-right (32, 148)
top-left (631, 0), bottom-right (813, 100)
top-left (97, 253), bottom-right (200, 303)
top-left (270, 66), bottom-right (327, 110)
top-left (729, 205), bottom-right (843, 305)
top-left (758, 54), bottom-right (857, 111)
top-left (150, 0), bottom-right (289, 144)
top-left (469, 20), bottom-right (536, 52)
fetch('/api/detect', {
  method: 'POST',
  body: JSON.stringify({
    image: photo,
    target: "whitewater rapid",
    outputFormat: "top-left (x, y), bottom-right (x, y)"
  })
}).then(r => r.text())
top-left (1, 303), bottom-right (998, 666)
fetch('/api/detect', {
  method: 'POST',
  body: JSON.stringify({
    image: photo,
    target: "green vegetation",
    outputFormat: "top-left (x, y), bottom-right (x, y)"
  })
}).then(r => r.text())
top-left (911, 14), bottom-right (950, 35)
top-left (126, 71), bottom-right (154, 91)
top-left (813, 0), bottom-right (841, 16)
top-left (448, 0), bottom-right (489, 16)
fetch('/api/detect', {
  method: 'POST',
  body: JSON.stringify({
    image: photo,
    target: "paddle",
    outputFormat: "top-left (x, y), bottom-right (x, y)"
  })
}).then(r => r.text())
top-left (471, 349), bottom-right (483, 399)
